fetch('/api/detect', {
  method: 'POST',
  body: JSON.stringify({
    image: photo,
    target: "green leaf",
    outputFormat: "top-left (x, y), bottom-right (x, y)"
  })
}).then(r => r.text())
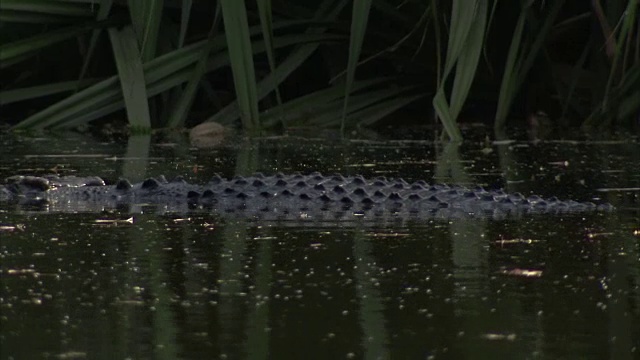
top-left (108, 25), bottom-right (151, 129)
top-left (0, 0), bottom-right (95, 17)
top-left (127, 0), bottom-right (163, 61)
top-left (178, 0), bottom-right (192, 48)
top-left (78, 0), bottom-right (113, 89)
top-left (1, 23), bottom-right (92, 68)
top-left (342, 0), bottom-right (372, 135)
top-left (449, 0), bottom-right (487, 119)
top-left (166, 5), bottom-right (221, 128)
top-left (257, 0), bottom-right (283, 111)
top-left (260, 78), bottom-right (390, 128)
top-left (433, 0), bottom-right (487, 141)
top-left (220, 0), bottom-right (261, 133)
top-left (0, 78), bottom-right (101, 105)
top-left (495, 0), bottom-right (564, 131)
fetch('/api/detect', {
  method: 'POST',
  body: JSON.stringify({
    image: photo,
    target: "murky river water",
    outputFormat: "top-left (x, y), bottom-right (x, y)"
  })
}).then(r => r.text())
top-left (0, 129), bottom-right (638, 359)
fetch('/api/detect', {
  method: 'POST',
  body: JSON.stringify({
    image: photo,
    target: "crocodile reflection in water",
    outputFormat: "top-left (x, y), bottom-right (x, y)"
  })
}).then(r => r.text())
top-left (0, 172), bottom-right (614, 220)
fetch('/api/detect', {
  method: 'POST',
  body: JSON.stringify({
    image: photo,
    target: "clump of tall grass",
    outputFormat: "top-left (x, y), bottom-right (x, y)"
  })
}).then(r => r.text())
top-left (0, 0), bottom-right (637, 139)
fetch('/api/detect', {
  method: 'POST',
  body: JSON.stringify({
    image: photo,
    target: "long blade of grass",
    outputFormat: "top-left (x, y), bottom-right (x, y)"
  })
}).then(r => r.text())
top-left (166, 4), bottom-right (221, 128)
top-left (0, 0), bottom-right (95, 16)
top-left (354, 94), bottom-right (426, 127)
top-left (78, 0), bottom-right (113, 88)
top-left (0, 10), bottom-right (86, 23)
top-left (442, 0), bottom-right (477, 78)
top-left (311, 85), bottom-right (419, 126)
top-left (220, 0), bottom-right (261, 133)
top-left (432, 91), bottom-right (461, 140)
top-left (433, 0), bottom-right (482, 141)
top-left (260, 78), bottom-right (389, 127)
top-left (127, 0), bottom-right (163, 61)
top-left (431, 0), bottom-right (442, 85)
top-left (516, 1), bottom-right (564, 90)
top-left (178, 0), bottom-right (192, 48)
top-left (494, 9), bottom-right (526, 128)
top-left (108, 25), bottom-right (151, 130)
top-left (603, 0), bottom-right (638, 109)
top-left (13, 76), bottom-right (120, 129)
top-left (495, 0), bottom-right (564, 131)
top-left (0, 20), bottom-right (109, 68)
top-left (560, 36), bottom-right (593, 118)
top-left (0, 78), bottom-right (101, 105)
top-left (449, 0), bottom-right (487, 119)
top-left (257, 0), bottom-right (283, 106)
top-left (341, 0), bottom-right (372, 135)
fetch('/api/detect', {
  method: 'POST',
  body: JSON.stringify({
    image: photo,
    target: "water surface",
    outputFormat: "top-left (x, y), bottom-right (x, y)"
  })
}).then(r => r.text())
top-left (1, 130), bottom-right (638, 359)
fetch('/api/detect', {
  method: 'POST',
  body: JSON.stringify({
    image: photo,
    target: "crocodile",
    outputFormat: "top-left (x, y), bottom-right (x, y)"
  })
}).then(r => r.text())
top-left (0, 173), bottom-right (613, 221)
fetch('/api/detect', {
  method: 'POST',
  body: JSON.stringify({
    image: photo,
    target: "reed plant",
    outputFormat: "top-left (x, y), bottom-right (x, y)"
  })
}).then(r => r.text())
top-left (0, 0), bottom-right (637, 138)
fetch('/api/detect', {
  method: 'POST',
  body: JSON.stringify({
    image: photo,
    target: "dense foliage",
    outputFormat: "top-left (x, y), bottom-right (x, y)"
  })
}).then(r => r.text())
top-left (0, 0), bottom-right (638, 140)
